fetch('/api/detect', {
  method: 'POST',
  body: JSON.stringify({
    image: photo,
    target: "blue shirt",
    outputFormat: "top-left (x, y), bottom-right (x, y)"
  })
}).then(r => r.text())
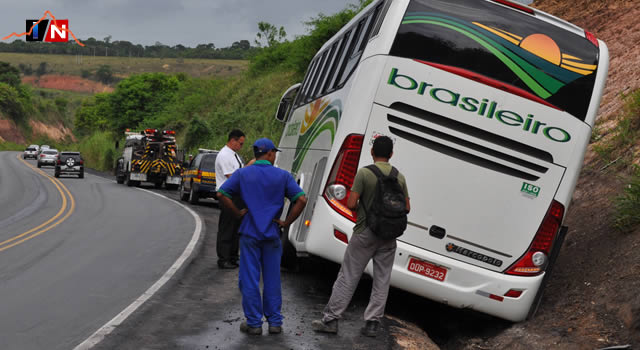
top-left (218, 160), bottom-right (305, 240)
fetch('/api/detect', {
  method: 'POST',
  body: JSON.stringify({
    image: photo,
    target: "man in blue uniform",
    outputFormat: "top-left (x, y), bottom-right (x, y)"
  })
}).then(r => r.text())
top-left (217, 138), bottom-right (307, 335)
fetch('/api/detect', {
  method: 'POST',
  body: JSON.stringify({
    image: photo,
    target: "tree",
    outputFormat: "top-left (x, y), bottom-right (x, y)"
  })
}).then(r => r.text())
top-left (254, 22), bottom-right (287, 47)
top-left (0, 82), bottom-right (25, 123)
top-left (0, 62), bottom-right (21, 87)
top-left (95, 65), bottom-right (113, 84)
top-left (35, 62), bottom-right (47, 77)
top-left (108, 73), bottom-right (181, 133)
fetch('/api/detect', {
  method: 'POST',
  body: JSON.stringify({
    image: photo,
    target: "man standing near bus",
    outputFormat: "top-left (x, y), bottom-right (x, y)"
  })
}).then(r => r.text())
top-left (217, 138), bottom-right (307, 335)
top-left (312, 136), bottom-right (410, 337)
top-left (215, 129), bottom-right (246, 269)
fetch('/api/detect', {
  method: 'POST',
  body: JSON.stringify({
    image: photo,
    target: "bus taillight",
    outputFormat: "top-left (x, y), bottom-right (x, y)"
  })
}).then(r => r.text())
top-left (491, 0), bottom-right (534, 15)
top-left (506, 200), bottom-right (564, 276)
top-left (323, 134), bottom-right (364, 222)
top-left (585, 30), bottom-right (599, 48)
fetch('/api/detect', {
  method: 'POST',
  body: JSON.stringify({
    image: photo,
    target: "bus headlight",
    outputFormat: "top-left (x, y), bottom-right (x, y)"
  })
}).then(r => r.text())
top-left (532, 252), bottom-right (547, 267)
top-left (327, 184), bottom-right (347, 200)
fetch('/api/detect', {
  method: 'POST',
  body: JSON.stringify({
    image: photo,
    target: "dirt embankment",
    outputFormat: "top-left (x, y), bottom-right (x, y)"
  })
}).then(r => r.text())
top-left (22, 75), bottom-right (114, 94)
top-left (455, 1), bottom-right (640, 349)
top-left (0, 118), bottom-right (26, 144)
top-left (29, 120), bottom-right (76, 143)
top-left (0, 117), bottom-right (75, 145)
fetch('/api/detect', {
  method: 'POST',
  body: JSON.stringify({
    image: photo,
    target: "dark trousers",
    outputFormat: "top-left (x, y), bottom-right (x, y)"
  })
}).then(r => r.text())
top-left (217, 197), bottom-right (244, 265)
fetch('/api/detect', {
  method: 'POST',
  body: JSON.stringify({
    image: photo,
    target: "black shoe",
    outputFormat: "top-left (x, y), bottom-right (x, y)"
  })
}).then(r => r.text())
top-left (268, 325), bottom-right (282, 334)
top-left (218, 261), bottom-right (238, 269)
top-left (360, 320), bottom-right (379, 337)
top-left (312, 319), bottom-right (338, 334)
top-left (240, 321), bottom-right (262, 335)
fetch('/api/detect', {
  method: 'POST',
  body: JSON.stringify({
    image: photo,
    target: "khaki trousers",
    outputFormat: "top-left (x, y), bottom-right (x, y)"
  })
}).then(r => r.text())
top-left (322, 227), bottom-right (397, 322)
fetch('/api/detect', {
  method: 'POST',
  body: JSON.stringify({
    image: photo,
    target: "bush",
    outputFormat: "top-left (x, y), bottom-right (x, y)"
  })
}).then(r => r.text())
top-left (0, 82), bottom-right (26, 123)
top-left (81, 69), bottom-right (91, 79)
top-left (0, 62), bottom-right (21, 87)
top-left (184, 115), bottom-right (212, 150)
top-left (95, 65), bottom-right (113, 84)
top-left (614, 166), bottom-right (640, 233)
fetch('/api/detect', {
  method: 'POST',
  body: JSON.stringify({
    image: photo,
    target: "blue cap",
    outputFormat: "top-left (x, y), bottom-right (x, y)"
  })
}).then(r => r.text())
top-left (253, 138), bottom-right (281, 153)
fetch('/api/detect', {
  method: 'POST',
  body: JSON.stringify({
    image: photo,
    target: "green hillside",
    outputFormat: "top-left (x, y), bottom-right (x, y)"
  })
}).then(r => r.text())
top-left (0, 52), bottom-right (248, 79)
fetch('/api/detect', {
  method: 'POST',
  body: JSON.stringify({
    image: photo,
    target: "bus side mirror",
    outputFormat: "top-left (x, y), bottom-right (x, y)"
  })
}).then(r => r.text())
top-left (275, 83), bottom-right (301, 122)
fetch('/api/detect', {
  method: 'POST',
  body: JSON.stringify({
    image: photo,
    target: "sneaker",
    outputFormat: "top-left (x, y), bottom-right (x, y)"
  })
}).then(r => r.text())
top-left (268, 325), bottom-right (282, 334)
top-left (240, 321), bottom-right (262, 335)
top-left (360, 320), bottom-right (379, 337)
top-left (311, 319), bottom-right (338, 334)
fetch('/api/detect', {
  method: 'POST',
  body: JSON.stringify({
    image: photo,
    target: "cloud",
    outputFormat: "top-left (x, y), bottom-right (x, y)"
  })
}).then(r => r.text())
top-left (0, 0), bottom-right (356, 47)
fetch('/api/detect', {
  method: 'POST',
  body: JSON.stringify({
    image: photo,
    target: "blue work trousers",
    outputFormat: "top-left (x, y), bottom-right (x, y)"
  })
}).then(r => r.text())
top-left (238, 234), bottom-right (283, 327)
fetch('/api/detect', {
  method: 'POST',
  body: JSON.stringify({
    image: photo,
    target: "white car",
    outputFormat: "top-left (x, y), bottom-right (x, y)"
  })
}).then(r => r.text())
top-left (37, 149), bottom-right (59, 168)
top-left (23, 146), bottom-right (38, 159)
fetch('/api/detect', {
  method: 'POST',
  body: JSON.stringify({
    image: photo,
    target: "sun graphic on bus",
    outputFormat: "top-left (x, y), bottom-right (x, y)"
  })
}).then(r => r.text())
top-left (472, 22), bottom-right (597, 76)
top-left (301, 98), bottom-right (329, 134)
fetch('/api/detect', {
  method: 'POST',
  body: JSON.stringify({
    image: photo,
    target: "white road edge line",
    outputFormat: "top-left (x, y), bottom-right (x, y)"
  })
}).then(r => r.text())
top-left (73, 187), bottom-right (204, 350)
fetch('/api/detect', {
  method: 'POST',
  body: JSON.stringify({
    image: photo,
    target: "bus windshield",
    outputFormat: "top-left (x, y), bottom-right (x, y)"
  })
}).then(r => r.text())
top-left (390, 0), bottom-right (600, 121)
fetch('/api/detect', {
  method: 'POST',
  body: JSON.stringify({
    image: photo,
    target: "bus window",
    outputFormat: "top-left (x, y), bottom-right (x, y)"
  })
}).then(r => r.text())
top-left (300, 57), bottom-right (321, 104)
top-left (314, 42), bottom-right (339, 97)
top-left (326, 30), bottom-right (353, 91)
top-left (306, 50), bottom-right (328, 102)
top-left (333, 19), bottom-right (365, 89)
top-left (390, 0), bottom-right (600, 121)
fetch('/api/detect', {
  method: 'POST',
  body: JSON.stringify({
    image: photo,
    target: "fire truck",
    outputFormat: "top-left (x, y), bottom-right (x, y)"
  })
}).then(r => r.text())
top-left (115, 128), bottom-right (183, 189)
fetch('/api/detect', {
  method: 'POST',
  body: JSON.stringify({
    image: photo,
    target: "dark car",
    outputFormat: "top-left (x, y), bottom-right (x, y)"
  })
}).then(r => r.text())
top-left (55, 152), bottom-right (84, 178)
top-left (179, 151), bottom-right (218, 204)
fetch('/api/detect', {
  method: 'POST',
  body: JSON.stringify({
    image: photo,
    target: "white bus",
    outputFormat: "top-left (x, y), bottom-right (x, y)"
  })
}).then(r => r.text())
top-left (274, 0), bottom-right (608, 322)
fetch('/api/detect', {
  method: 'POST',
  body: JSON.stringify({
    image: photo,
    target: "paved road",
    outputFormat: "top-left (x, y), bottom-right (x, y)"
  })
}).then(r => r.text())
top-left (0, 152), bottom-right (197, 350)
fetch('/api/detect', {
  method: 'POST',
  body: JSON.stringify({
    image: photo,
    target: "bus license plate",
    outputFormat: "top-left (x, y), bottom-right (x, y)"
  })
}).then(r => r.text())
top-left (408, 258), bottom-right (447, 282)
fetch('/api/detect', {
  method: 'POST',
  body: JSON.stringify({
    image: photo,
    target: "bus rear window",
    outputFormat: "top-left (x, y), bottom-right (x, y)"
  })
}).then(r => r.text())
top-left (390, 0), bottom-right (600, 121)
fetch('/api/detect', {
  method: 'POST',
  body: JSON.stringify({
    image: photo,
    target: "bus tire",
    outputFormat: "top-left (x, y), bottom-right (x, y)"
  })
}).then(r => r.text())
top-left (527, 225), bottom-right (568, 320)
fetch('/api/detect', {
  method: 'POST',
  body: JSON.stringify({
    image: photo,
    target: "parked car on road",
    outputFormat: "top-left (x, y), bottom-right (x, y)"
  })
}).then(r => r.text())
top-left (37, 149), bottom-right (58, 168)
top-left (55, 152), bottom-right (84, 178)
top-left (179, 150), bottom-right (218, 204)
top-left (23, 146), bottom-right (38, 159)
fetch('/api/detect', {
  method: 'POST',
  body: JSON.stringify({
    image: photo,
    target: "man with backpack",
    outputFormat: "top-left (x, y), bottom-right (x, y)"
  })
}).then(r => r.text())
top-left (312, 135), bottom-right (410, 337)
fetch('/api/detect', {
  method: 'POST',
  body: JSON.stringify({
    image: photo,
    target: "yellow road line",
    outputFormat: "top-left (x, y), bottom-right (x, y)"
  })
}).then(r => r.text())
top-left (0, 155), bottom-right (75, 252)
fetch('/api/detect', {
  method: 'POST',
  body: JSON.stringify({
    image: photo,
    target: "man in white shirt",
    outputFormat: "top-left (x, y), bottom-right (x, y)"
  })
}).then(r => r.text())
top-left (215, 129), bottom-right (246, 269)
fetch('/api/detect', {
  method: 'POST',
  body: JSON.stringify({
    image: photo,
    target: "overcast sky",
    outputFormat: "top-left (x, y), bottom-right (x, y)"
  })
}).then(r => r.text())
top-left (0, 0), bottom-right (354, 48)
top-left (0, 0), bottom-right (534, 48)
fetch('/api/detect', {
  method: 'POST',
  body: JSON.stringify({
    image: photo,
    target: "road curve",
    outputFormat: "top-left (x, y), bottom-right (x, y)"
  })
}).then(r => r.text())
top-left (0, 151), bottom-right (197, 350)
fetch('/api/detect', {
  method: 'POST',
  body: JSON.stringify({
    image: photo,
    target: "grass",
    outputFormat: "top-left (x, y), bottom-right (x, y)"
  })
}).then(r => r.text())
top-left (0, 52), bottom-right (248, 79)
top-left (614, 166), bottom-right (640, 233)
top-left (593, 89), bottom-right (640, 170)
top-left (74, 131), bottom-right (117, 172)
top-left (0, 141), bottom-right (25, 151)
